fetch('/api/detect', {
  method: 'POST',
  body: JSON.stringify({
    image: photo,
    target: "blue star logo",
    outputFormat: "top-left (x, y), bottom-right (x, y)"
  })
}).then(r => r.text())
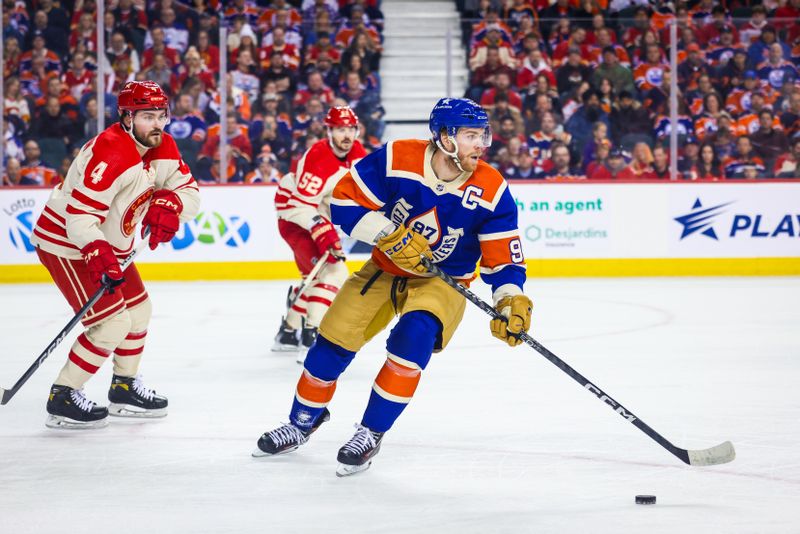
top-left (674, 198), bottom-right (732, 240)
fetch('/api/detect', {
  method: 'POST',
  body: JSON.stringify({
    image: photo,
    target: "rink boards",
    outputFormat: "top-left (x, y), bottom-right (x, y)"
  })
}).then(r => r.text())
top-left (1, 181), bottom-right (798, 282)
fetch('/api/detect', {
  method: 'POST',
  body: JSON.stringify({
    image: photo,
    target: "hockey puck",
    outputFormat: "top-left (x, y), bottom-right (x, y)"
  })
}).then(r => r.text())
top-left (635, 495), bottom-right (656, 505)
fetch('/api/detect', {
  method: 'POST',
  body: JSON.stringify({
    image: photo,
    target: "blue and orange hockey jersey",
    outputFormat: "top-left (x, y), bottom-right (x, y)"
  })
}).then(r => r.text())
top-left (331, 139), bottom-right (526, 294)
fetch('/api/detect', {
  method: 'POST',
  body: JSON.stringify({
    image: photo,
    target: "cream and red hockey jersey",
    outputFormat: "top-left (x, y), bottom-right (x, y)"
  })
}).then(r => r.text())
top-left (31, 123), bottom-right (200, 259)
top-left (274, 138), bottom-right (366, 230)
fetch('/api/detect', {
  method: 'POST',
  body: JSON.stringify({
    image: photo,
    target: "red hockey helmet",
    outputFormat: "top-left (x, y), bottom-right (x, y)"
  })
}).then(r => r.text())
top-left (118, 80), bottom-right (169, 114)
top-left (324, 106), bottom-right (358, 128)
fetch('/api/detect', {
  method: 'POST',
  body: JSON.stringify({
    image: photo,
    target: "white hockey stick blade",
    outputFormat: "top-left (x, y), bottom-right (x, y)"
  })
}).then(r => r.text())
top-left (687, 441), bottom-right (736, 466)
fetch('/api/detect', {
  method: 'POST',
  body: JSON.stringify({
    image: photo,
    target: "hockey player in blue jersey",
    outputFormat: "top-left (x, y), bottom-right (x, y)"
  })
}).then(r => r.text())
top-left (252, 98), bottom-right (533, 476)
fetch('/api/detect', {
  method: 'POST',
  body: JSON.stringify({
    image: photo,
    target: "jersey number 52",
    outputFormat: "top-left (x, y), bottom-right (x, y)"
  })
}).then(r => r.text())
top-left (297, 172), bottom-right (323, 196)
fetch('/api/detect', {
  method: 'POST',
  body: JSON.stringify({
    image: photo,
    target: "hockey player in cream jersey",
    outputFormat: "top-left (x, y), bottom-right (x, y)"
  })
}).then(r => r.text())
top-left (31, 81), bottom-right (200, 429)
top-left (272, 106), bottom-right (365, 362)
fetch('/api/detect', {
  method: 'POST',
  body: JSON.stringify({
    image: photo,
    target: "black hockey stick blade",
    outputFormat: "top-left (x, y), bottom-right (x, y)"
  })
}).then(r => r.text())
top-left (420, 257), bottom-right (735, 466)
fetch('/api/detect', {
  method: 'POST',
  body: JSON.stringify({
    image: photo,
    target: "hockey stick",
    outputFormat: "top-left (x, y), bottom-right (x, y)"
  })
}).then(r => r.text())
top-left (286, 250), bottom-right (332, 310)
top-left (420, 257), bottom-right (735, 466)
top-left (0, 235), bottom-right (151, 406)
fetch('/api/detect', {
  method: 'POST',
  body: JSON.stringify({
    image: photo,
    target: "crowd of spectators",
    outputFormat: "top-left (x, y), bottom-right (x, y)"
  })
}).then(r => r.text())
top-left (458, 0), bottom-right (800, 179)
top-left (2, 0), bottom-right (386, 186)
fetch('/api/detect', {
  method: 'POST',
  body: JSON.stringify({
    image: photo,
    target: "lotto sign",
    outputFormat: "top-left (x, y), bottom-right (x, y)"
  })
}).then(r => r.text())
top-left (0, 189), bottom-right (51, 264)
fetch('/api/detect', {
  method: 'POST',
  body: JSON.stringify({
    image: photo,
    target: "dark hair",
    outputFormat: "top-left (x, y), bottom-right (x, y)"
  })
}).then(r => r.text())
top-left (582, 89), bottom-right (601, 104)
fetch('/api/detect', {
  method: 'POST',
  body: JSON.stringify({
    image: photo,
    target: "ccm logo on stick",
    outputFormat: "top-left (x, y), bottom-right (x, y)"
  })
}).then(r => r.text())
top-left (585, 383), bottom-right (637, 422)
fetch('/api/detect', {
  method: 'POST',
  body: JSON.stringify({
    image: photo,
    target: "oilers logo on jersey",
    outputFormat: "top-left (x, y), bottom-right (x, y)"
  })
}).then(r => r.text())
top-left (388, 199), bottom-right (464, 263)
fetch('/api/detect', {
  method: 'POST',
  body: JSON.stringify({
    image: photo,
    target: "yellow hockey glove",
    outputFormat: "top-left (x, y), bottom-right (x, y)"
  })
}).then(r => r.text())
top-left (376, 225), bottom-right (433, 274)
top-left (490, 295), bottom-right (533, 347)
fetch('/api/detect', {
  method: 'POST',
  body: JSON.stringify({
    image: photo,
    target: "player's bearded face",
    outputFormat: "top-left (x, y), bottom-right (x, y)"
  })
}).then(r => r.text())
top-left (454, 127), bottom-right (489, 172)
top-left (330, 126), bottom-right (357, 153)
top-left (132, 110), bottom-right (168, 148)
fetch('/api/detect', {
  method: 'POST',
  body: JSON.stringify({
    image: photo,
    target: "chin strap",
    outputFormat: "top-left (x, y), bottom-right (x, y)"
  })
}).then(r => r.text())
top-left (434, 137), bottom-right (466, 173)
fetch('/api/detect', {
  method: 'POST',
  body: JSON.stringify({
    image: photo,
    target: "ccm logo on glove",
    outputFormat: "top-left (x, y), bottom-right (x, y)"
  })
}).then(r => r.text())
top-left (142, 190), bottom-right (183, 250)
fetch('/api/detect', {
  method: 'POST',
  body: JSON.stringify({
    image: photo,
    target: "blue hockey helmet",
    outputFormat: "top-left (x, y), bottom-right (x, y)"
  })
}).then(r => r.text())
top-left (429, 98), bottom-right (491, 146)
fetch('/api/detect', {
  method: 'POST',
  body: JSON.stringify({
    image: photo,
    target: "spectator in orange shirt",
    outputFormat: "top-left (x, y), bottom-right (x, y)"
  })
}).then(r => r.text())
top-left (634, 44), bottom-right (669, 93)
top-left (196, 115), bottom-right (253, 183)
top-left (20, 140), bottom-right (59, 186)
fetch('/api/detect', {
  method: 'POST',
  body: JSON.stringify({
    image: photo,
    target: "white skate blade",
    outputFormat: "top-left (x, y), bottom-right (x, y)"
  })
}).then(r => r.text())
top-left (45, 414), bottom-right (109, 430)
top-left (251, 445), bottom-right (300, 458)
top-left (108, 403), bottom-right (168, 418)
top-left (295, 348), bottom-right (309, 364)
top-left (272, 345), bottom-right (299, 353)
top-left (336, 461), bottom-right (372, 477)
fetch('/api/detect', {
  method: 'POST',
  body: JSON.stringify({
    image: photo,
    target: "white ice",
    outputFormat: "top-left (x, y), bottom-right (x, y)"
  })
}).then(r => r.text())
top-left (1, 276), bottom-right (798, 534)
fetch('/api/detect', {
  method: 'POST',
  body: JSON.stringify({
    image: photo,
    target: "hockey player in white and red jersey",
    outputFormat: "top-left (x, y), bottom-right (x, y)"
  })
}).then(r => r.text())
top-left (272, 106), bottom-right (366, 363)
top-left (30, 80), bottom-right (200, 429)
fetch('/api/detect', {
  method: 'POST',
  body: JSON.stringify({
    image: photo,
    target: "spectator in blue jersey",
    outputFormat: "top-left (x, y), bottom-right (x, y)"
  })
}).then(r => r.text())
top-left (747, 26), bottom-right (789, 72)
top-left (166, 92), bottom-right (208, 146)
top-left (723, 136), bottom-right (767, 179)
top-left (566, 89), bottom-right (609, 155)
top-left (756, 43), bottom-right (799, 91)
top-left (2, 11), bottom-right (25, 46)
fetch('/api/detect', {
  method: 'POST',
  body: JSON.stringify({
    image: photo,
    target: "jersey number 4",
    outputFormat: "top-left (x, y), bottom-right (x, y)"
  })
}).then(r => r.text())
top-left (90, 161), bottom-right (108, 184)
top-left (297, 172), bottom-right (323, 196)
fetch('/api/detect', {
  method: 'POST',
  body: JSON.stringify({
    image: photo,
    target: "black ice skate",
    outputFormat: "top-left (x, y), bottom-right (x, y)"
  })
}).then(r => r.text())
top-left (45, 385), bottom-right (109, 429)
top-left (335, 423), bottom-right (384, 477)
top-left (272, 318), bottom-right (299, 352)
top-left (296, 325), bottom-right (318, 364)
top-left (252, 408), bottom-right (331, 457)
top-left (108, 375), bottom-right (168, 418)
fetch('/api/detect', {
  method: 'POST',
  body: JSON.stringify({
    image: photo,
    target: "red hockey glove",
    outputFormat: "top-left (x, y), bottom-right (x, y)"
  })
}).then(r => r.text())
top-left (310, 217), bottom-right (343, 264)
top-left (81, 240), bottom-right (125, 290)
top-left (142, 190), bottom-right (182, 250)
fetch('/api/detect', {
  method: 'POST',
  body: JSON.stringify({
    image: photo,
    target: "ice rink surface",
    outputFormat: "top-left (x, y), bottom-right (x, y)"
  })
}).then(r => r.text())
top-left (1, 276), bottom-right (798, 534)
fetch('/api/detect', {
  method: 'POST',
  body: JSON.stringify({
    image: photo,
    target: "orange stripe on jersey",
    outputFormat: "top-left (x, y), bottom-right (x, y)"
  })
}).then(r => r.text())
top-left (373, 358), bottom-right (421, 403)
top-left (479, 236), bottom-right (520, 270)
top-left (459, 161), bottom-right (506, 207)
top-left (296, 370), bottom-right (337, 407)
top-left (333, 172), bottom-right (382, 211)
top-left (388, 139), bottom-right (427, 176)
